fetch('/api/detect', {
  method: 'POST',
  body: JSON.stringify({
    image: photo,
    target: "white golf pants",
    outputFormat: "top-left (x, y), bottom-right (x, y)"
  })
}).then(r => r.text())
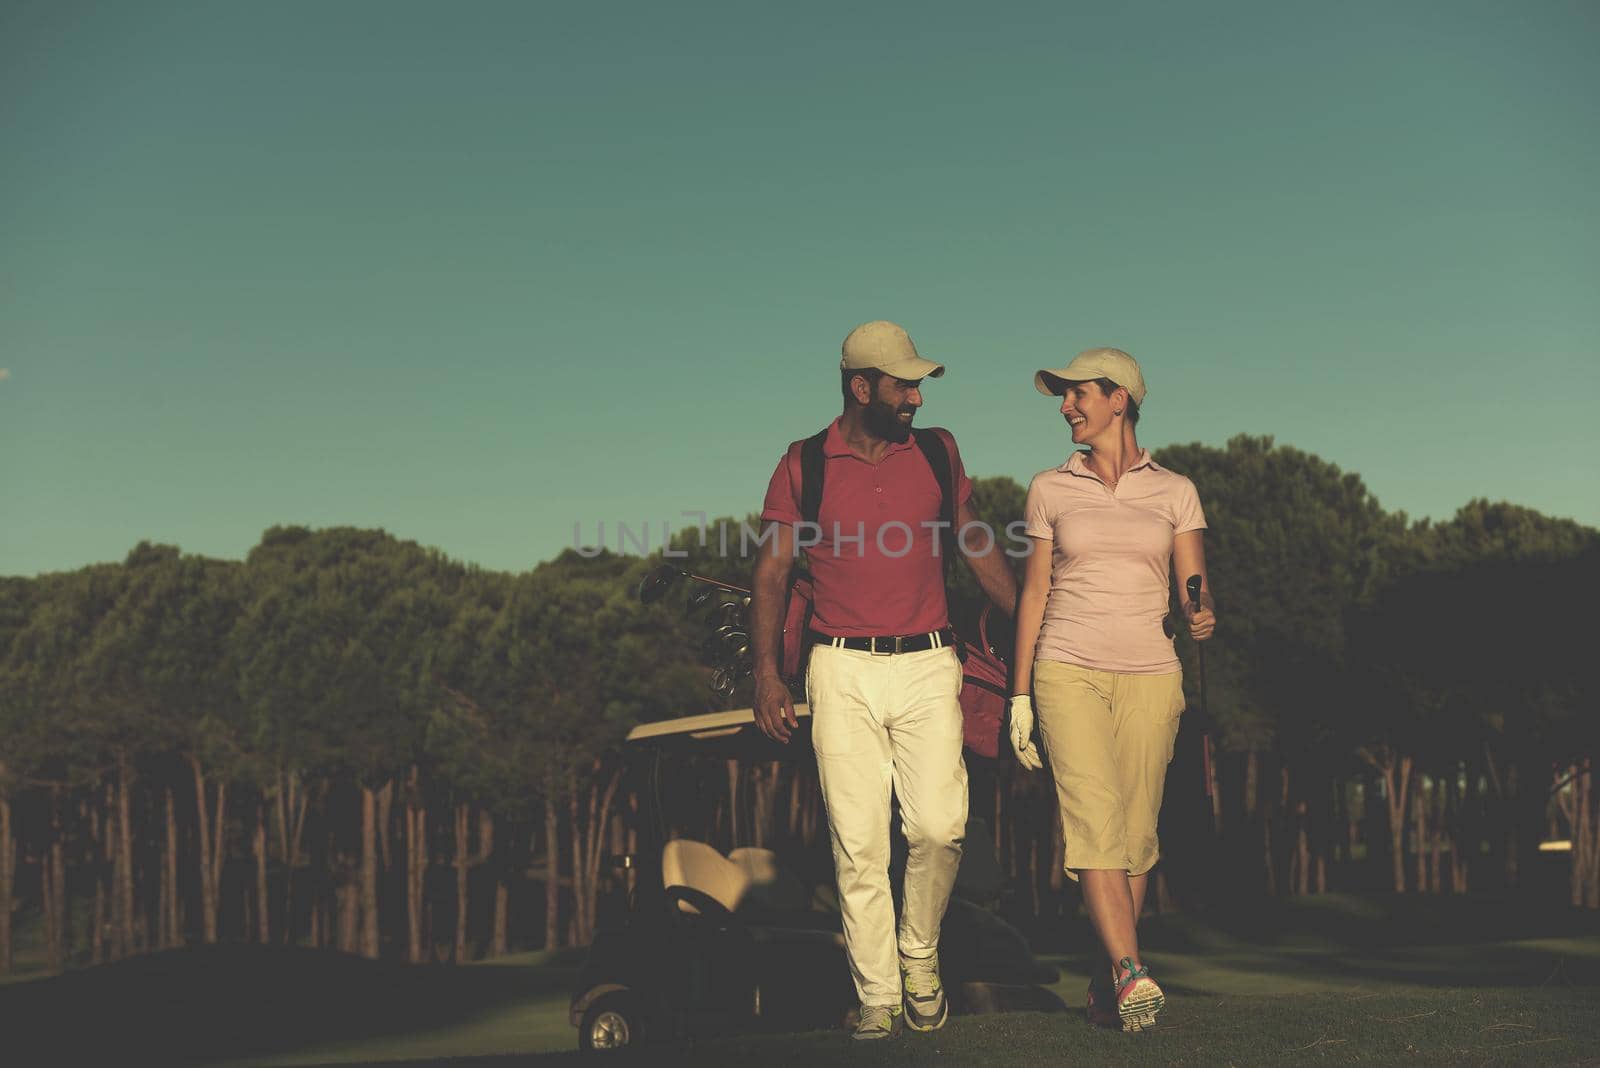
top-left (807, 643), bottom-right (968, 1007)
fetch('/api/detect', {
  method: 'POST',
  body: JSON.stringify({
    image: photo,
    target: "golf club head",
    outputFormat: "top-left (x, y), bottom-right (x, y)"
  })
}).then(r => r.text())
top-left (687, 586), bottom-right (719, 615)
top-left (637, 564), bottom-right (683, 604)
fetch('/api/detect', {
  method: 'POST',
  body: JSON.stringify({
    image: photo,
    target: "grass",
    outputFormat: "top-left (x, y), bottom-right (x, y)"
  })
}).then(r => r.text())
top-left (2, 896), bottom-right (1598, 1066)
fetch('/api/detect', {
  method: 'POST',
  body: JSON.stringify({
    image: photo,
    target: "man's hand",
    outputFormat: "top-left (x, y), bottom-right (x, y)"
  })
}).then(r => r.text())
top-left (754, 671), bottom-right (799, 743)
top-left (1007, 694), bottom-right (1043, 770)
top-left (1184, 600), bottom-right (1216, 642)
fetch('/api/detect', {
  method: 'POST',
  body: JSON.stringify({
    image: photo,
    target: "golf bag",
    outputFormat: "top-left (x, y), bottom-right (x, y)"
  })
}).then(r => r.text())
top-left (955, 606), bottom-right (1009, 759)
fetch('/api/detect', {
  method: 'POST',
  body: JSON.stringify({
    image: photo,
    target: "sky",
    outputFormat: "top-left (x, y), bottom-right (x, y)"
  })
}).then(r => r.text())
top-left (4, 0), bottom-right (1597, 576)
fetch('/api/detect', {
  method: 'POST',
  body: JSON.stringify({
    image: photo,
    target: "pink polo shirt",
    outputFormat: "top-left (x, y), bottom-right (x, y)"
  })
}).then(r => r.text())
top-left (1023, 450), bottom-right (1206, 674)
top-left (761, 420), bottom-right (973, 637)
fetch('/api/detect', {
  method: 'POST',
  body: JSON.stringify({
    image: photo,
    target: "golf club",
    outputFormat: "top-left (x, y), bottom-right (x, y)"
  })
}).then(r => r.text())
top-left (1186, 574), bottom-right (1214, 801)
top-left (688, 586), bottom-right (720, 615)
top-left (636, 563), bottom-right (751, 605)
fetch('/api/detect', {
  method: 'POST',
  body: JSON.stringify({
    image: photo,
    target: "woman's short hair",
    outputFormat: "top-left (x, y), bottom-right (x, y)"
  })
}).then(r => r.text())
top-left (1096, 378), bottom-right (1140, 425)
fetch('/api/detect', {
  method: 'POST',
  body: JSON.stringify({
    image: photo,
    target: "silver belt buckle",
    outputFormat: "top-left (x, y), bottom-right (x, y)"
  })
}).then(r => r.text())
top-left (872, 636), bottom-right (896, 656)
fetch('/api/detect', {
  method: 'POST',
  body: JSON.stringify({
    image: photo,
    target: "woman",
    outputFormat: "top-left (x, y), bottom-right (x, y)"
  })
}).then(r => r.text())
top-left (1008, 347), bottom-right (1215, 1033)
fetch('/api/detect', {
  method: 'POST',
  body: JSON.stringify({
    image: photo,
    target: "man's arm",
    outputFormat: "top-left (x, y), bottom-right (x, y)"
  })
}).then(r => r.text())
top-left (955, 496), bottom-right (1018, 617)
top-left (751, 520), bottom-right (799, 742)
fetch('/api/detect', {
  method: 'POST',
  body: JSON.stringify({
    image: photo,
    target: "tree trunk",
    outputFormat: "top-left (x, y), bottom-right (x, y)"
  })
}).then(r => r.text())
top-left (360, 784), bottom-right (380, 959)
top-left (91, 799), bottom-right (106, 965)
top-left (1562, 763), bottom-right (1590, 908)
top-left (1295, 801), bottom-right (1311, 896)
top-left (583, 767), bottom-right (622, 947)
top-left (1413, 772), bottom-right (1428, 894)
top-left (406, 767), bottom-right (427, 964)
top-left (1376, 754), bottom-right (1413, 893)
top-left (453, 804), bottom-right (494, 962)
top-left (157, 790), bottom-right (171, 950)
top-left (113, 755), bottom-right (135, 958)
top-left (1263, 794), bottom-right (1276, 896)
top-left (1027, 834), bottom-right (1040, 917)
top-left (0, 786), bottom-right (12, 975)
top-left (1428, 776), bottom-right (1444, 895)
top-left (46, 786), bottom-right (66, 973)
top-left (788, 768), bottom-right (803, 838)
top-left (337, 863), bottom-right (359, 954)
top-left (377, 780), bottom-right (394, 873)
top-left (492, 881), bottom-right (509, 959)
top-left (278, 772), bottom-right (310, 946)
top-left (254, 801), bottom-right (270, 944)
top-left (1580, 764), bottom-right (1593, 908)
top-left (544, 794), bottom-right (560, 950)
top-left (1245, 751), bottom-right (1259, 820)
top-left (568, 779), bottom-right (584, 945)
top-left (189, 756), bottom-right (222, 944)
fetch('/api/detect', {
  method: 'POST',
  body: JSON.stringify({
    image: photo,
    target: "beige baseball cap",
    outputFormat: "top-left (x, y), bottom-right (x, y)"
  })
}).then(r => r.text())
top-left (841, 320), bottom-right (945, 381)
top-left (1034, 347), bottom-right (1146, 404)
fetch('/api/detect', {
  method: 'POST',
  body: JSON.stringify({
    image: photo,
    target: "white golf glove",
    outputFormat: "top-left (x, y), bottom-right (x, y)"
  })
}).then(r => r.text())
top-left (1008, 694), bottom-right (1044, 771)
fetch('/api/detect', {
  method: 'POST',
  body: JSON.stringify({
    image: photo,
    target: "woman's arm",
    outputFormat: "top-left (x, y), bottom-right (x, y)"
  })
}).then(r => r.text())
top-left (1011, 536), bottom-right (1054, 694)
top-left (1171, 530), bottom-right (1216, 641)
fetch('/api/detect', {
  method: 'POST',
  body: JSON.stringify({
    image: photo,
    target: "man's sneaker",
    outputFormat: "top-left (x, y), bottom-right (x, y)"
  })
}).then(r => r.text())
top-left (1114, 956), bottom-right (1165, 1032)
top-left (899, 953), bottom-right (948, 1032)
top-left (852, 1004), bottom-right (904, 1041)
top-left (1086, 974), bottom-right (1119, 1029)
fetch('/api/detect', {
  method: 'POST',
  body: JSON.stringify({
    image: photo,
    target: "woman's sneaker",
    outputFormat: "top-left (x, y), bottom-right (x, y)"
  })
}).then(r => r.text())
top-left (852, 1004), bottom-right (904, 1041)
top-left (1086, 975), bottom-right (1119, 1029)
top-left (900, 953), bottom-right (949, 1032)
top-left (1114, 957), bottom-right (1164, 1032)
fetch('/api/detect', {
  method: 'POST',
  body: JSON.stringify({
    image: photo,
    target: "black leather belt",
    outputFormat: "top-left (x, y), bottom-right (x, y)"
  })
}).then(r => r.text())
top-left (809, 628), bottom-right (955, 655)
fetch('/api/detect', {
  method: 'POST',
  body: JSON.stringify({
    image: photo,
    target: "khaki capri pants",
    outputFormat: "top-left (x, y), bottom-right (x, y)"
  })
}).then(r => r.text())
top-left (1033, 660), bottom-right (1185, 880)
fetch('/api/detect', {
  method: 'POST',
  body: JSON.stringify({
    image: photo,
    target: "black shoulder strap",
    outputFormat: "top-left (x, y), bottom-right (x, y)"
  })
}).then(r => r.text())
top-left (915, 428), bottom-right (956, 534)
top-left (799, 428), bottom-right (829, 525)
top-left (800, 426), bottom-right (955, 538)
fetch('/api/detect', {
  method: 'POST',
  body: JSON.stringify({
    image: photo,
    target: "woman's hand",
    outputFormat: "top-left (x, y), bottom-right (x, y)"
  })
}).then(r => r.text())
top-left (1008, 695), bottom-right (1044, 771)
top-left (1184, 600), bottom-right (1216, 642)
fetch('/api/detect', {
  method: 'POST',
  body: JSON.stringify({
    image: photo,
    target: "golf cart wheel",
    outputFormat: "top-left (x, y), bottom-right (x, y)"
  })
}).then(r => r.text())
top-left (579, 992), bottom-right (643, 1053)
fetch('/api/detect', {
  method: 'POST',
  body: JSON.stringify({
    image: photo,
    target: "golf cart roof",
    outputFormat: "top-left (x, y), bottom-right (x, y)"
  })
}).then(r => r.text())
top-left (625, 706), bottom-right (812, 753)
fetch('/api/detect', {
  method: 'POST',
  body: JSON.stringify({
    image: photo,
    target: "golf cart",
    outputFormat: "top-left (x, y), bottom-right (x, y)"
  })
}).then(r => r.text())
top-left (568, 705), bottom-right (1065, 1053)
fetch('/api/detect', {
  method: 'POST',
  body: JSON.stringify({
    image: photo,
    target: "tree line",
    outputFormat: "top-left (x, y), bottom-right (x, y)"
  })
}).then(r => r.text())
top-left (1, 434), bottom-right (1596, 977)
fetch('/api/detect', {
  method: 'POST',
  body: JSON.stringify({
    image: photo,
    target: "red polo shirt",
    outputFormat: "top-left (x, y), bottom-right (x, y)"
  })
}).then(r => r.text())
top-left (761, 419), bottom-right (973, 637)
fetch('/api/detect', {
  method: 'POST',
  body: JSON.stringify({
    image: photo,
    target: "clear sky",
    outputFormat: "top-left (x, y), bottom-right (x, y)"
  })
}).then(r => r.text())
top-left (4, 0), bottom-right (1596, 576)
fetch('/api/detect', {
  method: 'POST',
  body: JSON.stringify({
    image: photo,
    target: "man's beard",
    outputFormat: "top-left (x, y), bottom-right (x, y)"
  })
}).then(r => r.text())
top-left (864, 398), bottom-right (915, 443)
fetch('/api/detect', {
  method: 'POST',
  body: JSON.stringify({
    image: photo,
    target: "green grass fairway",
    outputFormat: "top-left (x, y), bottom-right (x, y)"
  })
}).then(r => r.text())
top-left (3, 896), bottom-right (1598, 1066)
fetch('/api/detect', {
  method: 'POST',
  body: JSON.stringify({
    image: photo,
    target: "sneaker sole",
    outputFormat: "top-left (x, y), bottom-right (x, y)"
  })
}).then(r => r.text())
top-left (904, 997), bottom-right (948, 1033)
top-left (1117, 978), bottom-right (1165, 1033)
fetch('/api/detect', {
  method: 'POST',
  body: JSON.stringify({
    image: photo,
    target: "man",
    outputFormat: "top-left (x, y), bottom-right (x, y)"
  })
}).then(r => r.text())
top-left (750, 320), bottom-right (1017, 1041)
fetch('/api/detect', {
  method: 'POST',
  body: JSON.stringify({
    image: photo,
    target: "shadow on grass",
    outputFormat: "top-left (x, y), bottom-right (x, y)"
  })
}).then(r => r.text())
top-left (0, 944), bottom-right (582, 1066)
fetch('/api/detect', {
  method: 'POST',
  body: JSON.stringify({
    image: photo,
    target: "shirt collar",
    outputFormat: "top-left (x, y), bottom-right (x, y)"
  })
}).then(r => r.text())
top-left (823, 416), bottom-right (918, 459)
top-left (1060, 449), bottom-right (1159, 476)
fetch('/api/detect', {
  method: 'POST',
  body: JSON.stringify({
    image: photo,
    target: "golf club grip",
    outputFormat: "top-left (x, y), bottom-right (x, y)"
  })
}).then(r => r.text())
top-left (1185, 574), bottom-right (1202, 612)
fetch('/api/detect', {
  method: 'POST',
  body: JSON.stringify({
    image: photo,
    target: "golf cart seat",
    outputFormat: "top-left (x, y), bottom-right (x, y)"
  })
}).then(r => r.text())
top-left (727, 847), bottom-right (810, 914)
top-left (662, 838), bottom-right (750, 916)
